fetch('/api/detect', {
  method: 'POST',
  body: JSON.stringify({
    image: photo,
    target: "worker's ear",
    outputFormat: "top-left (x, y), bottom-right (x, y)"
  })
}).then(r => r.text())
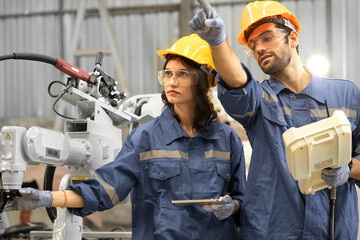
top-left (288, 31), bottom-right (299, 49)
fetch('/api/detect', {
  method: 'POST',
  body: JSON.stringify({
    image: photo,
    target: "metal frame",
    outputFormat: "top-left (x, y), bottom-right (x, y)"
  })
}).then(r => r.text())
top-left (30, 231), bottom-right (132, 240)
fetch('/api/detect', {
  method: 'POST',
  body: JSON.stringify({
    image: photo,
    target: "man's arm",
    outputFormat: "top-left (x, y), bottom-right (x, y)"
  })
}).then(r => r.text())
top-left (211, 41), bottom-right (248, 89)
top-left (189, 0), bottom-right (247, 89)
top-left (350, 158), bottom-right (360, 181)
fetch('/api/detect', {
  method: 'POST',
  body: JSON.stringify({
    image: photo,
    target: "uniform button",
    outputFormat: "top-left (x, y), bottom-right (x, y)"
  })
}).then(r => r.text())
top-left (226, 174), bottom-right (231, 179)
top-left (189, 139), bottom-right (193, 143)
top-left (159, 172), bottom-right (165, 178)
top-left (278, 117), bottom-right (284, 123)
top-left (290, 94), bottom-right (296, 101)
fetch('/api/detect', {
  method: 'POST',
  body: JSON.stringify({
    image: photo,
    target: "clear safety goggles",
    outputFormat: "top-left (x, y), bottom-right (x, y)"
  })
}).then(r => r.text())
top-left (244, 28), bottom-right (289, 58)
top-left (158, 69), bottom-right (193, 86)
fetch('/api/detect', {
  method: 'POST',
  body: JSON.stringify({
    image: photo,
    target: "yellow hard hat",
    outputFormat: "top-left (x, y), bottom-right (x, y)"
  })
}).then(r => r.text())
top-left (157, 34), bottom-right (216, 87)
top-left (237, 1), bottom-right (301, 45)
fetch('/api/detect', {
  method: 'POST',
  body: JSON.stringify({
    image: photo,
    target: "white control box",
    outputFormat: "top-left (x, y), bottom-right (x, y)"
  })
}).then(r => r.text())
top-left (283, 110), bottom-right (352, 194)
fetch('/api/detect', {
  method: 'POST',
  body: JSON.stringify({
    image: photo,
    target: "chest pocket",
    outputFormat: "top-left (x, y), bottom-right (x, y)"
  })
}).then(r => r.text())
top-left (261, 97), bottom-right (287, 127)
top-left (144, 161), bottom-right (182, 197)
top-left (147, 162), bottom-right (181, 180)
top-left (207, 160), bottom-right (231, 195)
top-left (259, 94), bottom-right (289, 164)
top-left (216, 161), bottom-right (231, 182)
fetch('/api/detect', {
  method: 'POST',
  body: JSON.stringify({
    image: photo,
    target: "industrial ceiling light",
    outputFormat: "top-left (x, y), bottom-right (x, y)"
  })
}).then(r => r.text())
top-left (306, 55), bottom-right (330, 77)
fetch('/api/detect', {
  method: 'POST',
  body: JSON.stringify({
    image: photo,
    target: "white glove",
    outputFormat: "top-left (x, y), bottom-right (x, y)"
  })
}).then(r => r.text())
top-left (189, 0), bottom-right (226, 46)
top-left (203, 195), bottom-right (236, 220)
top-left (322, 165), bottom-right (351, 187)
top-left (4, 188), bottom-right (53, 211)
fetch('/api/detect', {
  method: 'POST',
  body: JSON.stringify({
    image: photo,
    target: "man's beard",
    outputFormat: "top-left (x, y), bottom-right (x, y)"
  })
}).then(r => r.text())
top-left (258, 48), bottom-right (291, 75)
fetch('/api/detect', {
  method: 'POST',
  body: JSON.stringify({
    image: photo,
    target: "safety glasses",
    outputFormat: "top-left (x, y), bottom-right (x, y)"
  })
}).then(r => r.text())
top-left (244, 28), bottom-right (289, 58)
top-left (158, 69), bottom-right (193, 86)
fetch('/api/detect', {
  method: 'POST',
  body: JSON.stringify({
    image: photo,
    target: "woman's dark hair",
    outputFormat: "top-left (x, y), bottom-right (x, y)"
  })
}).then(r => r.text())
top-left (161, 54), bottom-right (218, 132)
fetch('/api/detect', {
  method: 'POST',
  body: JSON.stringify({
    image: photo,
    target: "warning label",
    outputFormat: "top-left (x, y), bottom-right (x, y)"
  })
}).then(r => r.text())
top-left (4, 133), bottom-right (10, 140)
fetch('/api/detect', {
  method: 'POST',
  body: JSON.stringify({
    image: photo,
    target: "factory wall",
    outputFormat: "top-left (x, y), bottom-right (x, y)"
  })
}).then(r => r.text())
top-left (0, 0), bottom-right (359, 237)
top-left (0, 0), bottom-right (359, 121)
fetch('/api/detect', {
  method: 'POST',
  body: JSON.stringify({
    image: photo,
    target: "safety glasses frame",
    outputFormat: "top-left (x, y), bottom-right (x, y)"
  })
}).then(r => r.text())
top-left (158, 69), bottom-right (194, 86)
top-left (244, 28), bottom-right (290, 58)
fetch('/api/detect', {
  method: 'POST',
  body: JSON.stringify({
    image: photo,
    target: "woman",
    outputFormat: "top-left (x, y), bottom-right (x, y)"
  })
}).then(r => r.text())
top-left (6, 34), bottom-right (246, 239)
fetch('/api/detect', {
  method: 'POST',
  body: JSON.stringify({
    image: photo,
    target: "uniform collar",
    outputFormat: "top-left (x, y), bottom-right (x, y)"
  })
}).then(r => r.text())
top-left (160, 106), bottom-right (222, 145)
top-left (300, 73), bottom-right (327, 103)
top-left (269, 73), bottom-right (326, 103)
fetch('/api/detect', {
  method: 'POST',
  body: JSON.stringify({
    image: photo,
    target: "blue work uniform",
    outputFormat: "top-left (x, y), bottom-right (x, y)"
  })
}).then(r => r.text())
top-left (217, 64), bottom-right (360, 240)
top-left (67, 106), bottom-right (246, 240)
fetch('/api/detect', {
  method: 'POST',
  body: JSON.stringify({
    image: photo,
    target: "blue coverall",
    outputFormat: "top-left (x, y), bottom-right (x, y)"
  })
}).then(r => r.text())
top-left (218, 64), bottom-right (360, 240)
top-left (67, 106), bottom-right (246, 240)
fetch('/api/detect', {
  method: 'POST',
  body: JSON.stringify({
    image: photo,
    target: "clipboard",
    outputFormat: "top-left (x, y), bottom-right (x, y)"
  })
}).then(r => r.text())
top-left (171, 199), bottom-right (224, 206)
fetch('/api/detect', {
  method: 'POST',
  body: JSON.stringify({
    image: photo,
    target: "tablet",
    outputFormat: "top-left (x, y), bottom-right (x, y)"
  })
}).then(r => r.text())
top-left (171, 199), bottom-right (224, 206)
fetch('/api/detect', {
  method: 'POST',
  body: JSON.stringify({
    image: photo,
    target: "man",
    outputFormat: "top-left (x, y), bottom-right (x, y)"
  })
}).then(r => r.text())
top-left (190, 1), bottom-right (360, 239)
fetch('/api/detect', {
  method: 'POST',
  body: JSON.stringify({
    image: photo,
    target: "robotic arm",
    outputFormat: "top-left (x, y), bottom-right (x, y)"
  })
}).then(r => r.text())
top-left (0, 52), bottom-right (125, 108)
top-left (0, 52), bottom-right (163, 233)
top-left (0, 125), bottom-right (92, 211)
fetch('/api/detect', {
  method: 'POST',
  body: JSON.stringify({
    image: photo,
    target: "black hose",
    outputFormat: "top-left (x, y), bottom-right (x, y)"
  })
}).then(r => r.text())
top-left (43, 165), bottom-right (57, 222)
top-left (329, 187), bottom-right (336, 240)
top-left (324, 100), bottom-right (336, 240)
top-left (0, 54), bottom-right (16, 61)
top-left (132, 100), bottom-right (148, 129)
top-left (0, 53), bottom-right (57, 65)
